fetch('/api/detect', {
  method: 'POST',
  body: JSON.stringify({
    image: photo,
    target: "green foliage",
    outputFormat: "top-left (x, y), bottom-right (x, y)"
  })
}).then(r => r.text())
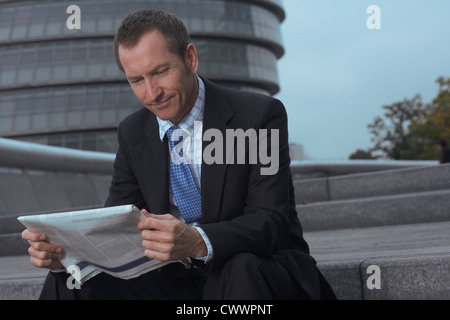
top-left (349, 77), bottom-right (450, 161)
top-left (349, 149), bottom-right (377, 160)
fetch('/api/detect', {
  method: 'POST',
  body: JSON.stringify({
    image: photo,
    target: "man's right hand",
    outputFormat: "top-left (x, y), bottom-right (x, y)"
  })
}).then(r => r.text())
top-left (22, 229), bottom-right (65, 270)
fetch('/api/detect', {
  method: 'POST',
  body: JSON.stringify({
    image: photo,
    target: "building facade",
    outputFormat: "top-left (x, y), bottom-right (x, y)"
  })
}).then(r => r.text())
top-left (0, 0), bottom-right (285, 153)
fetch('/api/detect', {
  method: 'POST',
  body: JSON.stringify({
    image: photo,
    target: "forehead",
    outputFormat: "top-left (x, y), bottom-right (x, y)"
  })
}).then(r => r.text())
top-left (118, 30), bottom-right (177, 74)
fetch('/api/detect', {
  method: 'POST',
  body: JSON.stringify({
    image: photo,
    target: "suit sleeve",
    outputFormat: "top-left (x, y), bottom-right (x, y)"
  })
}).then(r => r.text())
top-left (200, 98), bottom-right (295, 270)
top-left (104, 122), bottom-right (147, 209)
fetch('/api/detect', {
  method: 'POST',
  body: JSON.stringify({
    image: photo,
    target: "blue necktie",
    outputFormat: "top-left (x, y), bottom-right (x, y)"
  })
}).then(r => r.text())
top-left (166, 126), bottom-right (202, 224)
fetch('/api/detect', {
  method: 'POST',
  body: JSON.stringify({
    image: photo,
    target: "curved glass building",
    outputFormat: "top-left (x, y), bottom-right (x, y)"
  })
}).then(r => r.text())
top-left (0, 0), bottom-right (285, 153)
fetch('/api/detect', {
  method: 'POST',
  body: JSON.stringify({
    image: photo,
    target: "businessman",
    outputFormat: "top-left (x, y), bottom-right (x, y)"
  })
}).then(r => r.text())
top-left (22, 9), bottom-right (335, 300)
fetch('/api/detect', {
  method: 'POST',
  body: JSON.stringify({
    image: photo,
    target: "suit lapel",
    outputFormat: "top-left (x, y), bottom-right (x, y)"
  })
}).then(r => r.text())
top-left (201, 78), bottom-right (234, 223)
top-left (133, 115), bottom-right (170, 214)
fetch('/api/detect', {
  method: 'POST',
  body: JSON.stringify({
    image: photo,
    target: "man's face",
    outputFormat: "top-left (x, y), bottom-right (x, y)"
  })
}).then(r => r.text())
top-left (118, 30), bottom-right (199, 125)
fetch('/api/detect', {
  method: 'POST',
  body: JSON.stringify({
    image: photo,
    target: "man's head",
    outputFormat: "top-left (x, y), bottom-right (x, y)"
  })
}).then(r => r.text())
top-left (114, 9), bottom-right (199, 125)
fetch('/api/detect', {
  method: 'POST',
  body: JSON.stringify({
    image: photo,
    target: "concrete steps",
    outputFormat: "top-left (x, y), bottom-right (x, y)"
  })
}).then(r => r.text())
top-left (306, 221), bottom-right (450, 299)
top-left (296, 163), bottom-right (450, 299)
top-left (298, 189), bottom-right (450, 231)
top-left (1, 163), bottom-right (449, 299)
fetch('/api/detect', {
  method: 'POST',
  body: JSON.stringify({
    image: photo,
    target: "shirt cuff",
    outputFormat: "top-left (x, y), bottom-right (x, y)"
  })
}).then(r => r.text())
top-left (192, 226), bottom-right (213, 263)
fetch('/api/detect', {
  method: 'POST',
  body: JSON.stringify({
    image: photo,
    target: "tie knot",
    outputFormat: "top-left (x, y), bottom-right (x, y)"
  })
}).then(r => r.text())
top-left (167, 125), bottom-right (182, 145)
top-left (167, 125), bottom-right (189, 161)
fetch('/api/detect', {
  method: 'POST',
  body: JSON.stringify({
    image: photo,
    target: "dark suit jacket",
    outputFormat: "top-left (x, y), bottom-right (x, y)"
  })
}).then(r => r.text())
top-left (105, 77), bottom-right (334, 300)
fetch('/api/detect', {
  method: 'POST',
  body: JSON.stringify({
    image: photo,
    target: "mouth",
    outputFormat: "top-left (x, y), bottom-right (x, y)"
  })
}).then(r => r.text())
top-left (149, 96), bottom-right (174, 109)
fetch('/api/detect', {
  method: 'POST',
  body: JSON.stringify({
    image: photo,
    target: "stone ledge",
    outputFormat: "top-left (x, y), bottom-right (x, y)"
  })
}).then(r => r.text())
top-left (294, 163), bottom-right (450, 204)
top-left (297, 189), bottom-right (450, 231)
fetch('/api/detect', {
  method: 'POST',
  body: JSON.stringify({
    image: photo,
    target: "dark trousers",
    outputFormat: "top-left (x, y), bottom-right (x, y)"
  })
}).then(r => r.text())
top-left (39, 253), bottom-right (310, 300)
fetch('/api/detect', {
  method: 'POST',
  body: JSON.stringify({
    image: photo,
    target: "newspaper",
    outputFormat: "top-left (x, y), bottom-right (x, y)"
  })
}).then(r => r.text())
top-left (18, 204), bottom-right (190, 284)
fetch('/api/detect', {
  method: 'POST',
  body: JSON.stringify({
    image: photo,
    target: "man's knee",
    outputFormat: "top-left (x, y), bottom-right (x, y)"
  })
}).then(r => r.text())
top-left (204, 252), bottom-right (274, 299)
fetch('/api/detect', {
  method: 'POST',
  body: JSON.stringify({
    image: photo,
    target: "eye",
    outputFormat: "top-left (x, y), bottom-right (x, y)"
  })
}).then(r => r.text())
top-left (130, 78), bottom-right (142, 85)
top-left (155, 68), bottom-right (169, 76)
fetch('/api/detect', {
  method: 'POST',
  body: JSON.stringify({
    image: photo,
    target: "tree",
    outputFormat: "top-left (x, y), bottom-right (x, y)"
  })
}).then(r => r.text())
top-left (349, 149), bottom-right (377, 160)
top-left (407, 77), bottom-right (450, 161)
top-left (367, 94), bottom-right (426, 160)
top-left (349, 77), bottom-right (450, 161)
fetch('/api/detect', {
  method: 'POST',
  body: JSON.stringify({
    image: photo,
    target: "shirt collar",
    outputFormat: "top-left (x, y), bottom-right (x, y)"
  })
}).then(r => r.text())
top-left (156, 75), bottom-right (205, 141)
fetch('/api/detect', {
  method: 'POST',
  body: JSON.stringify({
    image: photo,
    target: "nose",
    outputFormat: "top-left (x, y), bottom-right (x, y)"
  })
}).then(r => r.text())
top-left (145, 78), bottom-right (163, 102)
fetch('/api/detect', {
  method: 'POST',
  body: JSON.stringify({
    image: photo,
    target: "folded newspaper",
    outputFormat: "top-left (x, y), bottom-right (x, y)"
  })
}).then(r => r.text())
top-left (18, 204), bottom-right (190, 284)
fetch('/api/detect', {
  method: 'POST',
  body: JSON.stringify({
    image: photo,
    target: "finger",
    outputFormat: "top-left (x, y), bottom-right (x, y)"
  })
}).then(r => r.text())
top-left (22, 229), bottom-right (46, 241)
top-left (29, 255), bottom-right (63, 269)
top-left (28, 246), bottom-right (64, 261)
top-left (138, 216), bottom-right (175, 231)
top-left (30, 255), bottom-right (53, 268)
top-left (141, 209), bottom-right (151, 217)
top-left (146, 213), bottom-right (177, 221)
top-left (143, 248), bottom-right (172, 262)
top-left (28, 240), bottom-right (63, 254)
top-left (142, 239), bottom-right (174, 253)
top-left (141, 229), bottom-right (174, 243)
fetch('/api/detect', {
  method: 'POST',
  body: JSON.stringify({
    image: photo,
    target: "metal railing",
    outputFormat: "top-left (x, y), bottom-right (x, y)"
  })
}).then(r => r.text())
top-left (0, 137), bottom-right (115, 174)
top-left (0, 137), bottom-right (439, 175)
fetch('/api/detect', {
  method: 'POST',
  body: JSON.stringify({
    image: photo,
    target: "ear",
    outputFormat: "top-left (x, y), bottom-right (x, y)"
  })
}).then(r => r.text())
top-left (185, 43), bottom-right (199, 75)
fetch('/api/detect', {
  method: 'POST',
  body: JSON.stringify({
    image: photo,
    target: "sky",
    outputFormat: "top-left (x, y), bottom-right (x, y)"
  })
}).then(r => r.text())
top-left (275, 0), bottom-right (450, 160)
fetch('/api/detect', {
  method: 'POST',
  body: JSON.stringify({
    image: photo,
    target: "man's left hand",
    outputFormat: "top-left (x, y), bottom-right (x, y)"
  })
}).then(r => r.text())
top-left (138, 210), bottom-right (207, 261)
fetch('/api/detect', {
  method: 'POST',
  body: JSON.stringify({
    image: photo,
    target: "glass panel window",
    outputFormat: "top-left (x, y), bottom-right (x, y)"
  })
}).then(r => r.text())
top-left (35, 66), bottom-right (51, 82)
top-left (17, 68), bottom-right (34, 84)
top-left (65, 134), bottom-right (80, 149)
top-left (51, 92), bottom-right (67, 111)
top-left (82, 133), bottom-right (96, 151)
top-left (49, 112), bottom-right (65, 128)
top-left (67, 111), bottom-right (83, 127)
top-left (0, 70), bottom-right (15, 86)
top-left (0, 96), bottom-right (14, 115)
top-left (0, 117), bottom-right (13, 133)
top-left (45, 22), bottom-right (61, 37)
top-left (37, 47), bottom-right (52, 64)
top-left (34, 93), bottom-right (49, 112)
top-left (14, 115), bottom-right (31, 131)
top-left (48, 135), bottom-right (63, 147)
top-left (53, 65), bottom-right (69, 80)
top-left (69, 89), bottom-right (84, 109)
top-left (31, 114), bottom-right (48, 130)
top-left (10, 25), bottom-right (26, 39)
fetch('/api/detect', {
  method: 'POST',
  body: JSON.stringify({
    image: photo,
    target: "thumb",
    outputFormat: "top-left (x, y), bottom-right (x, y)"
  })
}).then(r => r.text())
top-left (141, 209), bottom-right (151, 217)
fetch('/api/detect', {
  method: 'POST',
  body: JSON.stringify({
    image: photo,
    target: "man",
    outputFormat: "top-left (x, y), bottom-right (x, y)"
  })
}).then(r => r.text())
top-left (22, 9), bottom-right (335, 300)
top-left (438, 139), bottom-right (450, 163)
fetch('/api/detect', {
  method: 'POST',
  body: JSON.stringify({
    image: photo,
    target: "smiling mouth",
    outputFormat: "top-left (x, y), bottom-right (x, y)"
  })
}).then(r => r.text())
top-left (152, 96), bottom-right (173, 106)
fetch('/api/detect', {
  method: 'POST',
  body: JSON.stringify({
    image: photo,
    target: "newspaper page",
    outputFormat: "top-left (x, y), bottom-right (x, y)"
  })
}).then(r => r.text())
top-left (18, 204), bottom-right (190, 284)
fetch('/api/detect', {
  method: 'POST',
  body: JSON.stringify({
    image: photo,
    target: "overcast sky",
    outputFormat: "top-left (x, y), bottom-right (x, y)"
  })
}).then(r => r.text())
top-left (275, 0), bottom-right (450, 160)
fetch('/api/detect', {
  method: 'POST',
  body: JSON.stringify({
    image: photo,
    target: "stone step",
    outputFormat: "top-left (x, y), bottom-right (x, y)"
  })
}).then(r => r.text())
top-left (297, 189), bottom-right (450, 232)
top-left (294, 163), bottom-right (450, 204)
top-left (1, 221), bottom-right (449, 300)
top-left (305, 221), bottom-right (450, 300)
top-left (0, 255), bottom-right (47, 300)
